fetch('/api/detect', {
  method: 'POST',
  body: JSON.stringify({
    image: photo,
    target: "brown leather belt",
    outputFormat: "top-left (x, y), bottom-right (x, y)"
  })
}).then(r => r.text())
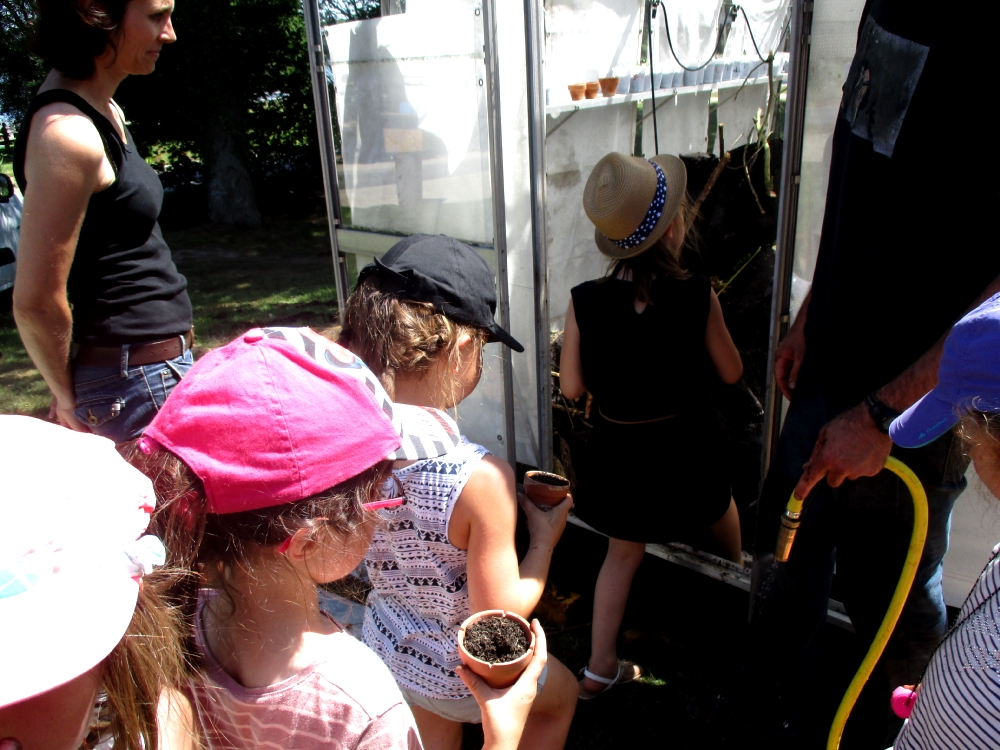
top-left (75, 330), bottom-right (194, 368)
top-left (598, 407), bottom-right (678, 425)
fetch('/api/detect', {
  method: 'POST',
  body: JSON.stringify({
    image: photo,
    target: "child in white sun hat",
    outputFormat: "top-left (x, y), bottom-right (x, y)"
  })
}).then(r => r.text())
top-left (0, 415), bottom-right (192, 750)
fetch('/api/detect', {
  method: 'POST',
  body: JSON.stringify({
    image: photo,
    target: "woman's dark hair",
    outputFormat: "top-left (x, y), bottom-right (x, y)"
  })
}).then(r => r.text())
top-left (31, 0), bottom-right (130, 80)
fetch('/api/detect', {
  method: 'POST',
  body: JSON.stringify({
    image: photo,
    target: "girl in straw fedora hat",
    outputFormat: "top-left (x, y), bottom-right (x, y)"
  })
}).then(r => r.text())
top-left (560, 152), bottom-right (745, 699)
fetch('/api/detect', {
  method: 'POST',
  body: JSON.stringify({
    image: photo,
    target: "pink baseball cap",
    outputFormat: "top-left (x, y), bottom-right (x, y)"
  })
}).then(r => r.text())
top-left (142, 327), bottom-right (461, 514)
top-left (0, 416), bottom-right (164, 707)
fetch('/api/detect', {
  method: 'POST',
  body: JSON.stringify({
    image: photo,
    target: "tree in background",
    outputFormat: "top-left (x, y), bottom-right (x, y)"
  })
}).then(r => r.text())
top-left (0, 0), bottom-right (320, 227)
top-left (319, 0), bottom-right (379, 25)
top-left (0, 1), bottom-right (46, 134)
top-left (118, 0), bottom-right (321, 227)
top-left (1, 0), bottom-right (387, 225)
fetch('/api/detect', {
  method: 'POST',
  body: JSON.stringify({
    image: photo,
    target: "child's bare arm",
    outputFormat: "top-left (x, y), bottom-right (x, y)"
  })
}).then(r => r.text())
top-left (705, 289), bottom-right (743, 384)
top-left (452, 456), bottom-right (569, 618)
top-left (559, 300), bottom-right (586, 401)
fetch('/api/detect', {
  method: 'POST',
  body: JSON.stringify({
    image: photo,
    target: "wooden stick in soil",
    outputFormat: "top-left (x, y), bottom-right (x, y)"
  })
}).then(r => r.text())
top-left (692, 149), bottom-right (731, 217)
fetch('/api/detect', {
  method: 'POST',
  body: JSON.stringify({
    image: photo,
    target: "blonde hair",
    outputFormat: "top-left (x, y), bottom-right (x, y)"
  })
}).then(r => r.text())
top-left (607, 197), bottom-right (698, 305)
top-left (97, 574), bottom-right (191, 750)
top-left (337, 278), bottom-right (488, 405)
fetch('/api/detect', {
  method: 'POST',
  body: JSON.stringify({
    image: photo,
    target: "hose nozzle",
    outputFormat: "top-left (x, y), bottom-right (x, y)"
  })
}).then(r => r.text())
top-left (774, 494), bottom-right (804, 563)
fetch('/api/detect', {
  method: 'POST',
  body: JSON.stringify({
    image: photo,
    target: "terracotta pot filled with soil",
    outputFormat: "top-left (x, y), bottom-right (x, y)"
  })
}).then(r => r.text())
top-left (458, 610), bottom-right (535, 688)
top-left (523, 471), bottom-right (570, 510)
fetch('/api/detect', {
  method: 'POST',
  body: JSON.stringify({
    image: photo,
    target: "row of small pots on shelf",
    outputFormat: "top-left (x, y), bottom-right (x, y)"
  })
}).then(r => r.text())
top-left (566, 56), bottom-right (787, 101)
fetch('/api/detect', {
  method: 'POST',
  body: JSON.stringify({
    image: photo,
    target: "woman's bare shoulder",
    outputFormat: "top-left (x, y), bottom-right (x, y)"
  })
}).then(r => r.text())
top-left (26, 102), bottom-right (107, 167)
top-left (451, 454), bottom-right (516, 543)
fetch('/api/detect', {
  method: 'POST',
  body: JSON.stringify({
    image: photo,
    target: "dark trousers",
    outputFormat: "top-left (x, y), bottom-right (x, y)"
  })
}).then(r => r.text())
top-left (748, 361), bottom-right (969, 749)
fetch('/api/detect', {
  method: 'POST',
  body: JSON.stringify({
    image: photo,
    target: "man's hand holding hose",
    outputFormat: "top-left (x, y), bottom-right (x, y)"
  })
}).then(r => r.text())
top-left (793, 404), bottom-right (893, 501)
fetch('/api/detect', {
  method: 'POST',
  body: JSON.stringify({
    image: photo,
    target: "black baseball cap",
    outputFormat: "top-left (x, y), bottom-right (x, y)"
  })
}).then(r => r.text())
top-left (356, 234), bottom-right (524, 353)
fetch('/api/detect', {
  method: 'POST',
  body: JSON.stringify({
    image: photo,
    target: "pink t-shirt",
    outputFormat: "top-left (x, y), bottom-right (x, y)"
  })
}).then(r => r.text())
top-left (188, 594), bottom-right (422, 750)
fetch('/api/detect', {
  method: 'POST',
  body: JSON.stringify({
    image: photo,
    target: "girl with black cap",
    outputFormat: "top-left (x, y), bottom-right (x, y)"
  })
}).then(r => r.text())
top-left (339, 234), bottom-right (578, 749)
top-left (560, 152), bottom-right (745, 699)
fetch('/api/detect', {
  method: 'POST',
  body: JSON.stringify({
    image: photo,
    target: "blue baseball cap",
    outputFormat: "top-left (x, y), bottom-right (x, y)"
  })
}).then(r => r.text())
top-left (890, 292), bottom-right (1000, 448)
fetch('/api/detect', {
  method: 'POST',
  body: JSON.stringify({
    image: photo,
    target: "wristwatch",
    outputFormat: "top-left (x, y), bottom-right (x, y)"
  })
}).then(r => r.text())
top-left (864, 392), bottom-right (901, 434)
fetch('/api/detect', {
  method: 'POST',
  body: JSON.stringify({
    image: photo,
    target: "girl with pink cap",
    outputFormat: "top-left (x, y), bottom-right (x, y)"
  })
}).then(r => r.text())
top-left (127, 326), bottom-right (548, 750)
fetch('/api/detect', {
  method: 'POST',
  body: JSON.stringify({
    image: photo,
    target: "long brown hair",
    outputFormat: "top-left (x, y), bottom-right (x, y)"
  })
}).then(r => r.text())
top-left (606, 197), bottom-right (697, 304)
top-left (97, 570), bottom-right (192, 750)
top-left (337, 278), bottom-right (488, 403)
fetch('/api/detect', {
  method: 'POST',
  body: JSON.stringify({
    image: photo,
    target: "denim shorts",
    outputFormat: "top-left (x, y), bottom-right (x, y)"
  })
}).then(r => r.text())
top-left (73, 349), bottom-right (194, 443)
top-left (398, 662), bottom-right (548, 724)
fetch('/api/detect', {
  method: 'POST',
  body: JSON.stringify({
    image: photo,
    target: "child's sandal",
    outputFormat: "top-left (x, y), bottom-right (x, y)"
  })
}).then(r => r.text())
top-left (577, 659), bottom-right (642, 701)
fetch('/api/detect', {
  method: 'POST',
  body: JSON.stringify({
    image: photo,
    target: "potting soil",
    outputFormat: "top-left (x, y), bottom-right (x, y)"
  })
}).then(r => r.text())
top-left (464, 617), bottom-right (529, 664)
top-left (530, 473), bottom-right (569, 486)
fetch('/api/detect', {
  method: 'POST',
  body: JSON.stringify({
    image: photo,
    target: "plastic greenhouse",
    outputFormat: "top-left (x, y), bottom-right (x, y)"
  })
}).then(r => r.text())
top-left (301, 0), bottom-right (998, 619)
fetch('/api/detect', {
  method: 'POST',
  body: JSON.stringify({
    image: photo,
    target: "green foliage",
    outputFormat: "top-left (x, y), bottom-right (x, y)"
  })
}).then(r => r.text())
top-left (0, 0), bottom-right (319, 178)
top-left (0, 0), bottom-right (46, 128)
top-left (318, 0), bottom-right (379, 25)
top-left (115, 0), bottom-right (317, 172)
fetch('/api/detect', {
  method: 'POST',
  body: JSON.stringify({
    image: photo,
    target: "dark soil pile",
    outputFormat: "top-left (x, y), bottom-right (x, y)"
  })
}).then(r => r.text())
top-left (530, 473), bottom-right (568, 486)
top-left (464, 616), bottom-right (529, 664)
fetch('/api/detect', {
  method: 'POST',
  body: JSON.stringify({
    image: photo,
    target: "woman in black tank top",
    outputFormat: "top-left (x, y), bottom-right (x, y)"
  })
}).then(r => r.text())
top-left (560, 153), bottom-right (746, 699)
top-left (12, 0), bottom-right (193, 444)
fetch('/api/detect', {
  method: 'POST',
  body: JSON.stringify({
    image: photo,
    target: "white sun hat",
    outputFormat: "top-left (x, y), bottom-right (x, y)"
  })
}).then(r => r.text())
top-left (0, 416), bottom-right (163, 707)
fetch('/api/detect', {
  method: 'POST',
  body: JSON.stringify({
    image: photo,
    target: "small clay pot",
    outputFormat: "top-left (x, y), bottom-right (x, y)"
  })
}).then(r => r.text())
top-left (523, 471), bottom-right (570, 509)
top-left (584, 81), bottom-right (599, 99)
top-left (567, 83), bottom-right (586, 101)
top-left (598, 76), bottom-right (619, 97)
top-left (458, 610), bottom-right (535, 689)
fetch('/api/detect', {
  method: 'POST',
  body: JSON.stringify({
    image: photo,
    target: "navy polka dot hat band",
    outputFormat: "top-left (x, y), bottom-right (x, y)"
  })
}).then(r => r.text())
top-left (583, 153), bottom-right (688, 260)
top-left (609, 162), bottom-right (667, 251)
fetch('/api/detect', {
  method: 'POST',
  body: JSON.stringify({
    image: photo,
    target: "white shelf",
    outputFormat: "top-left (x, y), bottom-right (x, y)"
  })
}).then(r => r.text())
top-left (545, 73), bottom-right (786, 117)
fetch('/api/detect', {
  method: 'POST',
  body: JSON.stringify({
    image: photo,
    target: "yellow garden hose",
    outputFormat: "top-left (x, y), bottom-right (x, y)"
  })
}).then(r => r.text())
top-left (775, 456), bottom-right (929, 750)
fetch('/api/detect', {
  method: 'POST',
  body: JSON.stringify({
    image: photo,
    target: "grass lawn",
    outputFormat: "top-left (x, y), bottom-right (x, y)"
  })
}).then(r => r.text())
top-left (0, 215), bottom-right (341, 417)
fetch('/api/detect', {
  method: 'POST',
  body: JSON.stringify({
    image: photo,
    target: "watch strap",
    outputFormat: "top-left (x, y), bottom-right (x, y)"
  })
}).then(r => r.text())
top-left (865, 392), bottom-right (901, 434)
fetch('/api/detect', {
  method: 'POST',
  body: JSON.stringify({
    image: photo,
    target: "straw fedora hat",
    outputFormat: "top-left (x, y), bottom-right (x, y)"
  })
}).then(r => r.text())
top-left (583, 152), bottom-right (687, 260)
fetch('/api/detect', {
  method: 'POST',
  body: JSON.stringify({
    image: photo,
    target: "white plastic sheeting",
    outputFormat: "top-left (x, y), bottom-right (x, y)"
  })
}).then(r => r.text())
top-left (640, 90), bottom-right (712, 163)
top-left (324, 0), bottom-right (539, 465)
top-left (323, 1), bottom-right (508, 461)
top-left (721, 0), bottom-right (790, 63)
top-left (542, 0), bottom-right (645, 332)
top-left (789, 0), bottom-right (864, 320)
top-left (546, 104), bottom-right (638, 331)
top-left (659, 0), bottom-right (723, 72)
top-left (542, 0), bottom-right (645, 105)
top-left (326, 1), bottom-right (492, 243)
top-left (493, 0), bottom-right (541, 467)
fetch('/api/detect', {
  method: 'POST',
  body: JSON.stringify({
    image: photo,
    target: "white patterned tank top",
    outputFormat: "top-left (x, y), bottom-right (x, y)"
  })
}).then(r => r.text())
top-left (362, 438), bottom-right (488, 700)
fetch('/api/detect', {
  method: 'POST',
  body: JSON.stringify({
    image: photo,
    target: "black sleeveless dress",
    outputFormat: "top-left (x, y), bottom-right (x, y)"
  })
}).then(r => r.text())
top-left (13, 89), bottom-right (192, 346)
top-left (569, 274), bottom-right (732, 542)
